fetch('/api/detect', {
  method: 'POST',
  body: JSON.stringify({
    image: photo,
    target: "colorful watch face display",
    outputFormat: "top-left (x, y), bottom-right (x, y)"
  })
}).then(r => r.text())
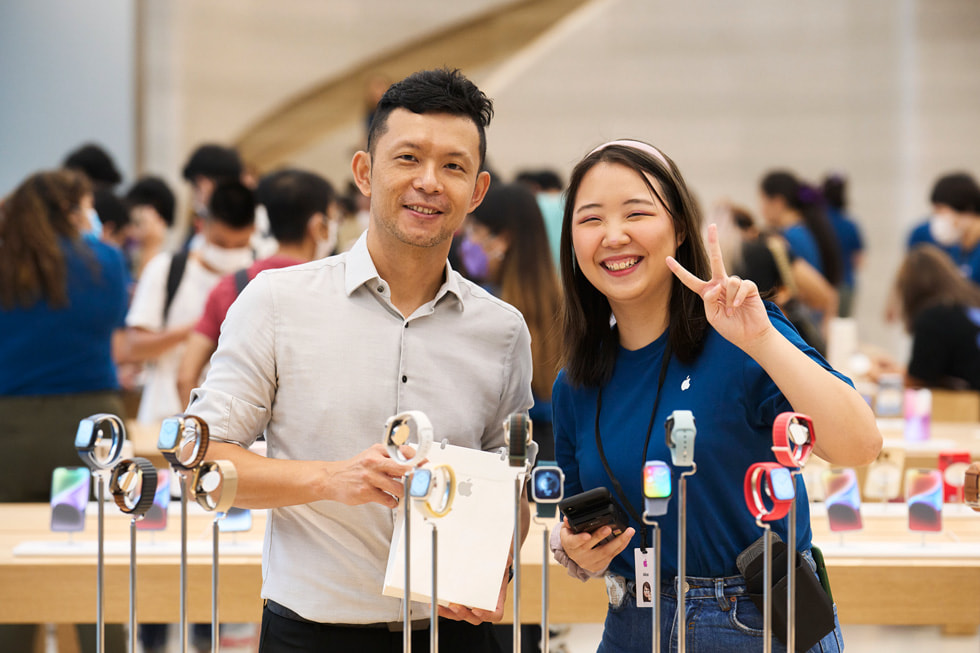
top-left (136, 468), bottom-right (170, 531)
top-left (769, 467), bottom-right (796, 501)
top-left (822, 468), bottom-right (863, 532)
top-left (532, 467), bottom-right (564, 502)
top-left (643, 461), bottom-right (671, 499)
top-left (409, 468), bottom-right (433, 499)
top-left (50, 466), bottom-right (90, 532)
top-left (157, 417), bottom-right (181, 451)
top-left (906, 469), bottom-right (943, 532)
top-left (74, 419), bottom-right (96, 450)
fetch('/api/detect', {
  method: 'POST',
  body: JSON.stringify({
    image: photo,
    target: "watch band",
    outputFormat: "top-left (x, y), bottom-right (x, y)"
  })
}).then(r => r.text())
top-left (191, 460), bottom-right (239, 513)
top-left (643, 496), bottom-right (670, 518)
top-left (383, 410), bottom-right (433, 466)
top-left (665, 410), bottom-right (696, 467)
top-left (419, 464), bottom-right (455, 519)
top-left (76, 413), bottom-right (126, 471)
top-left (109, 457), bottom-right (157, 517)
top-left (158, 414), bottom-right (210, 470)
top-left (505, 413), bottom-right (533, 467)
top-left (535, 502), bottom-right (558, 519)
top-left (771, 412), bottom-right (815, 468)
top-left (965, 462), bottom-right (980, 512)
top-left (743, 462), bottom-right (792, 522)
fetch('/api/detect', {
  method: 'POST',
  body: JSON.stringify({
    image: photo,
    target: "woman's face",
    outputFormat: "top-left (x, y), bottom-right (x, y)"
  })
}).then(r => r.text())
top-left (461, 218), bottom-right (508, 282)
top-left (571, 161), bottom-right (680, 317)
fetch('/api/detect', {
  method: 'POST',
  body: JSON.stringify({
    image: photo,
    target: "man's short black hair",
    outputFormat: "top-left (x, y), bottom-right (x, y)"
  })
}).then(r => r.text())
top-left (931, 172), bottom-right (980, 214)
top-left (366, 68), bottom-right (493, 167)
top-left (125, 176), bottom-right (176, 226)
top-left (93, 189), bottom-right (129, 231)
top-left (208, 180), bottom-right (255, 230)
top-left (182, 144), bottom-right (243, 183)
top-left (256, 169), bottom-right (334, 244)
top-left (63, 143), bottom-right (122, 188)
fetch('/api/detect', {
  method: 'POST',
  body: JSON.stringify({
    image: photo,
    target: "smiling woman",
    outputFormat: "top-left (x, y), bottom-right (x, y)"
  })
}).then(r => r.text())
top-left (549, 139), bottom-right (881, 653)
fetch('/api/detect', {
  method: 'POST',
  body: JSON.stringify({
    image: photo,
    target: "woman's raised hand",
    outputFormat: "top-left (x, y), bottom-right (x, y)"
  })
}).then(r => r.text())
top-left (666, 224), bottom-right (773, 350)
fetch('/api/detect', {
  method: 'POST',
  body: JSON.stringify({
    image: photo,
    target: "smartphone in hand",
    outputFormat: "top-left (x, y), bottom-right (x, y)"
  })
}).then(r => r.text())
top-left (558, 486), bottom-right (629, 545)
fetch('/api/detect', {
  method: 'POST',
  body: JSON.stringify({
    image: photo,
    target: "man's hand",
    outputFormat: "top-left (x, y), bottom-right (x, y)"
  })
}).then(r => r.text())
top-left (559, 517), bottom-right (634, 574)
top-left (323, 443), bottom-right (415, 508)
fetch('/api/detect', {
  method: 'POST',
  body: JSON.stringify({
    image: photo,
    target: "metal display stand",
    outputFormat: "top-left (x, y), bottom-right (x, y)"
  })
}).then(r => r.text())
top-left (429, 520), bottom-right (439, 653)
top-left (94, 471), bottom-right (109, 653)
top-left (676, 464), bottom-right (697, 653)
top-left (640, 515), bottom-right (662, 653)
top-left (757, 519), bottom-right (774, 653)
top-left (505, 413), bottom-right (536, 653)
top-left (402, 473), bottom-right (413, 653)
top-left (178, 472), bottom-right (190, 653)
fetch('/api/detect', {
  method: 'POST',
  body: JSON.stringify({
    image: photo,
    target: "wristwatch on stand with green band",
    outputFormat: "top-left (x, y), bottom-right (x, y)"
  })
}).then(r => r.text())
top-left (531, 462), bottom-right (564, 518)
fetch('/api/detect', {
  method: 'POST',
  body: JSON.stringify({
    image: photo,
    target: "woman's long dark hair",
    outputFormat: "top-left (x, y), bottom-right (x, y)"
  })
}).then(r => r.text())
top-left (761, 170), bottom-right (843, 287)
top-left (559, 142), bottom-right (710, 387)
top-left (0, 169), bottom-right (91, 309)
top-left (469, 183), bottom-right (563, 399)
top-left (896, 244), bottom-right (980, 332)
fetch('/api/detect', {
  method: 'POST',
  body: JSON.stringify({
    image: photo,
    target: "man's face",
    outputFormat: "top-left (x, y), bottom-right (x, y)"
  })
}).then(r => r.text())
top-left (202, 219), bottom-right (253, 249)
top-left (354, 108), bottom-right (489, 251)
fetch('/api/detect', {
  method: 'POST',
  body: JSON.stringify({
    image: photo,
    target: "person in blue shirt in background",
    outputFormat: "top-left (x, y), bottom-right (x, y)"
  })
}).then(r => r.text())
top-left (821, 173), bottom-right (865, 317)
top-left (550, 139), bottom-right (881, 652)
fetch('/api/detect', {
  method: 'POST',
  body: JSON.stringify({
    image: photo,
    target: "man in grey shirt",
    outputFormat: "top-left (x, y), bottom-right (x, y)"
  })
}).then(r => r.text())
top-left (188, 68), bottom-right (533, 651)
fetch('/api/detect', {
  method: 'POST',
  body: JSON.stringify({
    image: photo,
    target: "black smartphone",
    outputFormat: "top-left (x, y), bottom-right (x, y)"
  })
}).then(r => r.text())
top-left (558, 486), bottom-right (629, 545)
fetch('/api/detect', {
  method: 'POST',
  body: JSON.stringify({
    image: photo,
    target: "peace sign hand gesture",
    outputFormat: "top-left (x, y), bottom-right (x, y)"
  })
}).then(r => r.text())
top-left (666, 224), bottom-right (775, 352)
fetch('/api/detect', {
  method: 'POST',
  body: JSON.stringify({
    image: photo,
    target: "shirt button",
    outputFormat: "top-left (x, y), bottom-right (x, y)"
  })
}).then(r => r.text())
top-left (402, 375), bottom-right (408, 383)
top-left (377, 286), bottom-right (384, 293)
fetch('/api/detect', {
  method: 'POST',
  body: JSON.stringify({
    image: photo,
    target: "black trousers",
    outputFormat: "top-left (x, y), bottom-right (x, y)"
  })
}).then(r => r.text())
top-left (259, 605), bottom-right (503, 653)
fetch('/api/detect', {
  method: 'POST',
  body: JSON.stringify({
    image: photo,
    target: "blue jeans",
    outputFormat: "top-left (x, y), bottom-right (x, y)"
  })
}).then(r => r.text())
top-left (597, 551), bottom-right (843, 652)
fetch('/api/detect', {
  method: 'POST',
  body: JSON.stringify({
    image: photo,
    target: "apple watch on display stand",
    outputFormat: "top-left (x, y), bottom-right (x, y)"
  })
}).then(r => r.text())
top-left (744, 462), bottom-right (796, 521)
top-left (157, 414), bottom-right (210, 470)
top-left (505, 412), bottom-right (534, 468)
top-left (643, 460), bottom-right (672, 517)
top-left (965, 462), bottom-right (980, 511)
top-left (383, 410), bottom-right (433, 466)
top-left (772, 412), bottom-right (815, 468)
top-left (76, 413), bottom-right (126, 471)
top-left (191, 460), bottom-right (239, 513)
top-left (408, 464), bottom-right (455, 518)
top-left (109, 458), bottom-right (157, 517)
top-left (530, 462), bottom-right (564, 518)
top-left (665, 410), bottom-right (696, 467)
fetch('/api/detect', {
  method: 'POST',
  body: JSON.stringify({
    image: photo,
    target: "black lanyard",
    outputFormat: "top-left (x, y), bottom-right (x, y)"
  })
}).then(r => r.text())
top-left (594, 337), bottom-right (672, 552)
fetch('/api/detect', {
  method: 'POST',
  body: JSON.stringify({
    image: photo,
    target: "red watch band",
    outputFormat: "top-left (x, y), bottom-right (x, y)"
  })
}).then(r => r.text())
top-left (771, 412), bottom-right (815, 468)
top-left (744, 462), bottom-right (793, 522)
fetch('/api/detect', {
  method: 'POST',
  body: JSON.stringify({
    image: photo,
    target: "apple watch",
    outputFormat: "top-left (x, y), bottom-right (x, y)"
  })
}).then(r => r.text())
top-left (109, 457), bottom-right (157, 517)
top-left (190, 460), bottom-right (238, 513)
top-left (383, 410), bottom-right (433, 466)
top-left (772, 412), bottom-right (815, 468)
top-left (642, 460), bottom-right (672, 517)
top-left (75, 413), bottom-right (126, 471)
top-left (157, 414), bottom-right (210, 470)
top-left (505, 413), bottom-right (533, 468)
top-left (965, 462), bottom-right (980, 511)
top-left (408, 464), bottom-right (455, 518)
top-left (744, 462), bottom-right (796, 522)
top-left (530, 462), bottom-right (564, 518)
top-left (665, 410), bottom-right (696, 467)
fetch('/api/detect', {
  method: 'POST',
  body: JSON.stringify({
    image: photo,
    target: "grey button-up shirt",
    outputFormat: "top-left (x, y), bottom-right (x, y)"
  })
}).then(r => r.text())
top-left (187, 232), bottom-right (533, 623)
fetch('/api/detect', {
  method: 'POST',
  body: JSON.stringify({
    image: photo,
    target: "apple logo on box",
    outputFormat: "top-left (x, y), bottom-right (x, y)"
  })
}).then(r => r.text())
top-left (457, 478), bottom-right (473, 497)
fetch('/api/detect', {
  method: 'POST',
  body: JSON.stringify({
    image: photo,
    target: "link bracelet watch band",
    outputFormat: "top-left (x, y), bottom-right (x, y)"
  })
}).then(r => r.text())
top-left (109, 457), bottom-right (157, 517)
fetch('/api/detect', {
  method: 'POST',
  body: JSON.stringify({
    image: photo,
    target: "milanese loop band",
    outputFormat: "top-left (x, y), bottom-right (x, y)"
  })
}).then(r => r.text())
top-left (75, 413), bottom-right (126, 471)
top-left (109, 457), bottom-right (157, 517)
top-left (191, 460), bottom-right (239, 513)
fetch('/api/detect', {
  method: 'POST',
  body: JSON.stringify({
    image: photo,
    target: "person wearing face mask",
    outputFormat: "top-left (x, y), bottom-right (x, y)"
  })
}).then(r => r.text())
top-left (926, 172), bottom-right (980, 285)
top-left (121, 180), bottom-right (255, 425)
top-left (176, 169), bottom-right (337, 407)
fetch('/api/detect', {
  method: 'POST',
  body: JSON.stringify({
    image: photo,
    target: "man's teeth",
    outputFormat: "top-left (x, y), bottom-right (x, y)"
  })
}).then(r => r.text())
top-left (408, 205), bottom-right (439, 215)
top-left (605, 258), bottom-right (638, 271)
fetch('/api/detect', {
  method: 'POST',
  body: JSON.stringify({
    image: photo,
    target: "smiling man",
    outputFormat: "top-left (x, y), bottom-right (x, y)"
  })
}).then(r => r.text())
top-left (187, 68), bottom-right (532, 652)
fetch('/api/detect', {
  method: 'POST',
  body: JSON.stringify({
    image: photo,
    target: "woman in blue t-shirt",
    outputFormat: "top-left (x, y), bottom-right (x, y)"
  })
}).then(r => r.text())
top-left (550, 140), bottom-right (881, 652)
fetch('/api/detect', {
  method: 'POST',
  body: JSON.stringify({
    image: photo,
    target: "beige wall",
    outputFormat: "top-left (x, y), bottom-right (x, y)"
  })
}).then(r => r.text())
top-left (141, 0), bottom-right (980, 360)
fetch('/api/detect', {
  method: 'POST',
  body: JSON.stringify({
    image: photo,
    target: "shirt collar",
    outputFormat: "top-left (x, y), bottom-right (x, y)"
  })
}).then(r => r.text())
top-left (344, 231), bottom-right (465, 311)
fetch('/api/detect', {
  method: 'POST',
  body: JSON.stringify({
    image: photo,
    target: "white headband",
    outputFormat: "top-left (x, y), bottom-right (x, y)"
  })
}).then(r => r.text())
top-left (589, 139), bottom-right (670, 168)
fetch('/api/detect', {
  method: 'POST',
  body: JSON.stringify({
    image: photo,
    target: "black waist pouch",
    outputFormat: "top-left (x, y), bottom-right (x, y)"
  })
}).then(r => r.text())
top-left (736, 534), bottom-right (835, 651)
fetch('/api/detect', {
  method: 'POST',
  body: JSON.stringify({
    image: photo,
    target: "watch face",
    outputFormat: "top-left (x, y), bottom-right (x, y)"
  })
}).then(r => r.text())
top-left (643, 462), bottom-right (671, 499)
top-left (787, 419), bottom-right (812, 446)
top-left (75, 419), bottom-right (95, 450)
top-left (769, 467), bottom-right (796, 501)
top-left (532, 467), bottom-right (563, 502)
top-left (409, 468), bottom-right (432, 498)
top-left (157, 417), bottom-right (181, 451)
